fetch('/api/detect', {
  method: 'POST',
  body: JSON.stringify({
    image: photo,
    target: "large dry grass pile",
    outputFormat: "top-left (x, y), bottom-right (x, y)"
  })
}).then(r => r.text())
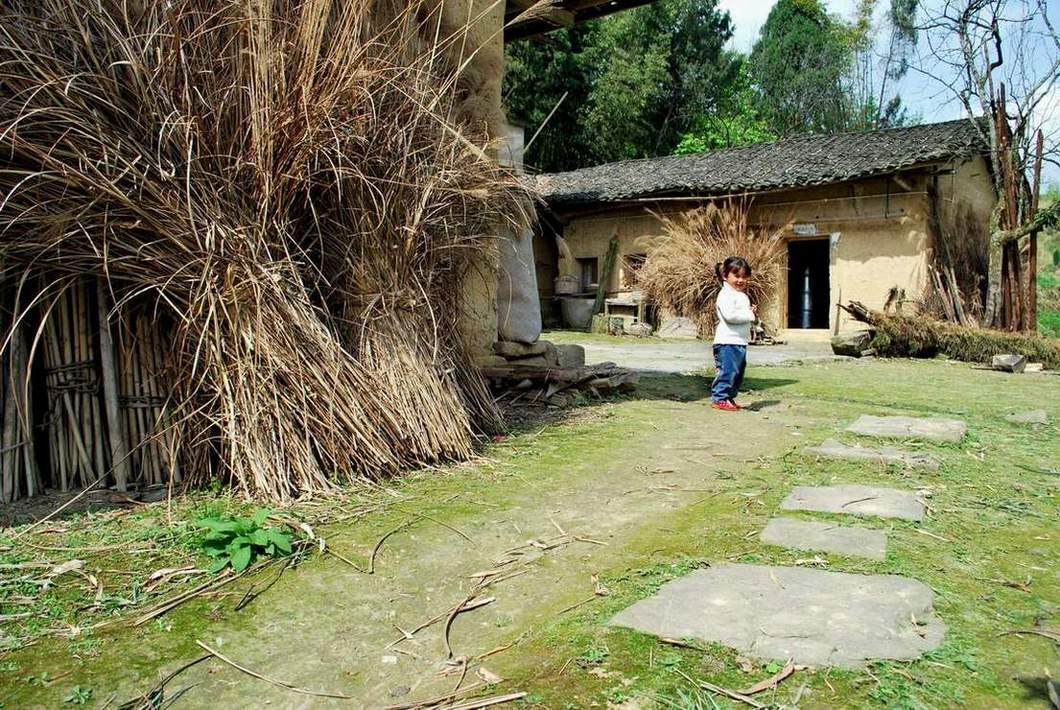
top-left (0, 0), bottom-right (529, 500)
top-left (638, 203), bottom-right (786, 334)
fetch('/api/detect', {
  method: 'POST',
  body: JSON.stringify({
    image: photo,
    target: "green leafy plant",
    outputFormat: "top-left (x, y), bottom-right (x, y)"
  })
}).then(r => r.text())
top-left (195, 510), bottom-right (293, 573)
top-left (63, 686), bottom-right (92, 705)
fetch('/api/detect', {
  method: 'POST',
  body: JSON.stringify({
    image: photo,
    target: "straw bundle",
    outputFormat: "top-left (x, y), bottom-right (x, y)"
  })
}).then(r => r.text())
top-left (638, 203), bottom-right (786, 334)
top-left (0, 1), bottom-right (528, 500)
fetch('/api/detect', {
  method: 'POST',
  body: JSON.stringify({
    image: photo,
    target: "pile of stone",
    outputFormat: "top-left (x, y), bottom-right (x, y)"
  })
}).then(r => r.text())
top-left (478, 340), bottom-right (637, 406)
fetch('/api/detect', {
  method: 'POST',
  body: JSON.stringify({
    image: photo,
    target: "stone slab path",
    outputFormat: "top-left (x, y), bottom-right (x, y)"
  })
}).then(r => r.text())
top-left (1005, 409), bottom-right (1048, 425)
top-left (805, 438), bottom-right (940, 470)
top-left (780, 484), bottom-right (925, 521)
top-left (610, 563), bottom-right (945, 667)
top-left (760, 517), bottom-right (887, 560)
top-left (847, 415), bottom-right (967, 443)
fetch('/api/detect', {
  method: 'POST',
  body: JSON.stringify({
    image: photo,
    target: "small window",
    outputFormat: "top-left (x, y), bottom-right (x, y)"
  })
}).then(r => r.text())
top-left (577, 257), bottom-right (598, 291)
top-left (622, 253), bottom-right (647, 288)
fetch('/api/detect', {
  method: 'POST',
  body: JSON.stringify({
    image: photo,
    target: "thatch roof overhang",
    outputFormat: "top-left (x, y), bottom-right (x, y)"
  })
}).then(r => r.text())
top-left (531, 119), bottom-right (991, 213)
top-left (504, 0), bottom-right (658, 41)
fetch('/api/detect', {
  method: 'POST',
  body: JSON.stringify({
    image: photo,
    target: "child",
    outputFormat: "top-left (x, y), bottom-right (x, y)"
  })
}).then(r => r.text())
top-left (711, 257), bottom-right (756, 411)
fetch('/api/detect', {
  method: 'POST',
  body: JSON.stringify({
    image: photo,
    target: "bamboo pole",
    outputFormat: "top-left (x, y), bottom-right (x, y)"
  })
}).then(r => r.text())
top-left (2, 348), bottom-right (17, 503)
top-left (96, 278), bottom-right (131, 491)
top-left (87, 286), bottom-right (105, 479)
top-left (142, 317), bottom-right (166, 484)
top-left (46, 312), bottom-right (70, 491)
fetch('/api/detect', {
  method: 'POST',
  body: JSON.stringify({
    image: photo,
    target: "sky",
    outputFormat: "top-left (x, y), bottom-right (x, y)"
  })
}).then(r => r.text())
top-left (717, 0), bottom-right (1060, 186)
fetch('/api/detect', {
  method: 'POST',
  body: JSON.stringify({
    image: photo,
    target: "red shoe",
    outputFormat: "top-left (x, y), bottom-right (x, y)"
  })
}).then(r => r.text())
top-left (711, 400), bottom-right (739, 411)
top-left (728, 400), bottom-right (743, 410)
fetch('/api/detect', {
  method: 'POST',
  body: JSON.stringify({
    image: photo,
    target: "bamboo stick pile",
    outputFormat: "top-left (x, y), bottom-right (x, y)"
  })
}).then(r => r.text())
top-left (1, 295), bottom-right (38, 503)
top-left (40, 280), bottom-right (106, 492)
top-left (117, 309), bottom-right (181, 488)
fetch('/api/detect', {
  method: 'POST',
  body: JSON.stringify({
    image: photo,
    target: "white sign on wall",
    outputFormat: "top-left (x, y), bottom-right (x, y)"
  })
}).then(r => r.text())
top-left (793, 223), bottom-right (817, 236)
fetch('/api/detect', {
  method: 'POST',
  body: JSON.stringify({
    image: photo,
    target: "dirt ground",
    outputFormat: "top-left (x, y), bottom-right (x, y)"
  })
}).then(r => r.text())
top-left (2, 347), bottom-right (1058, 709)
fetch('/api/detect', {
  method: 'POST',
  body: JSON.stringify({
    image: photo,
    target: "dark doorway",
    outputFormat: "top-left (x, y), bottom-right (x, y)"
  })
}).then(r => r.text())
top-left (787, 239), bottom-right (830, 329)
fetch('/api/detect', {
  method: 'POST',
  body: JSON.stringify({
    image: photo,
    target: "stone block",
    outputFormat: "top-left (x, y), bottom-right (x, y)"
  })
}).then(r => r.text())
top-left (474, 355), bottom-right (507, 368)
top-left (610, 564), bottom-right (944, 667)
top-left (991, 353), bottom-right (1027, 373)
top-left (1005, 409), bottom-right (1048, 425)
top-left (760, 517), bottom-right (887, 560)
top-left (847, 415), bottom-right (967, 443)
top-left (493, 340), bottom-right (546, 358)
top-left (657, 316), bottom-right (699, 339)
top-left (831, 329), bottom-right (874, 357)
top-left (627, 322), bottom-right (653, 337)
top-left (555, 344), bottom-right (586, 368)
top-left (780, 484), bottom-right (925, 521)
top-left (805, 438), bottom-right (940, 470)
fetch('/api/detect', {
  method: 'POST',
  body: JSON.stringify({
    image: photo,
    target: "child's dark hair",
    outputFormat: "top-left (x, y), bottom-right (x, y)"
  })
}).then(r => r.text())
top-left (715, 256), bottom-right (752, 281)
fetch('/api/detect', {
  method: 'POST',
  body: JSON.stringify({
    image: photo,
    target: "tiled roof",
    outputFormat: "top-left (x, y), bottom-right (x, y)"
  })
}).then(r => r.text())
top-left (532, 119), bottom-right (988, 207)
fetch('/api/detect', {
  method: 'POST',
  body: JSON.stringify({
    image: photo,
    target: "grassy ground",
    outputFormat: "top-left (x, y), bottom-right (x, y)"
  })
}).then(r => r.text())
top-left (1038, 229), bottom-right (1060, 338)
top-left (1, 358), bottom-right (1058, 708)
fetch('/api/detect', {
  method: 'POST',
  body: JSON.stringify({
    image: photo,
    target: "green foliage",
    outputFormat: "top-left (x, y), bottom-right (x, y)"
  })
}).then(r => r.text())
top-left (749, 0), bottom-right (914, 137)
top-left (63, 686), bottom-right (91, 705)
top-left (504, 0), bottom-right (738, 171)
top-left (195, 509), bottom-right (293, 573)
top-left (749, 0), bottom-right (856, 135)
top-left (673, 59), bottom-right (776, 154)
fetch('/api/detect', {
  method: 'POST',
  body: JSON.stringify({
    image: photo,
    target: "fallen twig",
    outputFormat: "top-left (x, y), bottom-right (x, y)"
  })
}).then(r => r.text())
top-left (676, 669), bottom-right (764, 709)
top-left (445, 692), bottom-right (527, 709)
top-left (739, 661), bottom-right (796, 695)
top-left (443, 596), bottom-right (496, 658)
top-left (369, 519), bottom-right (416, 574)
top-left (998, 628), bottom-right (1060, 643)
top-left (195, 640), bottom-right (351, 699)
top-left (557, 595), bottom-right (597, 615)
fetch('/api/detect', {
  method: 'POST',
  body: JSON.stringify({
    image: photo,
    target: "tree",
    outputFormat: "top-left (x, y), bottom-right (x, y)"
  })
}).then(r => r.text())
top-left (748, 0), bottom-right (917, 137)
top-left (673, 57), bottom-right (777, 154)
top-left (749, 0), bottom-right (856, 136)
top-left (503, 0), bottom-right (738, 172)
top-left (905, 0), bottom-right (1060, 331)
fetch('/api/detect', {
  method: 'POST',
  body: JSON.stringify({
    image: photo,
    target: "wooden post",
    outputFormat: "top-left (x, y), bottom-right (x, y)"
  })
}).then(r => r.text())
top-left (96, 278), bottom-right (130, 491)
top-left (593, 232), bottom-right (619, 316)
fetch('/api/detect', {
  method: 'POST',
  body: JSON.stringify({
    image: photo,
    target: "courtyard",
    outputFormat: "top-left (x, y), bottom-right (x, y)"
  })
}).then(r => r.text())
top-left (2, 338), bottom-right (1057, 708)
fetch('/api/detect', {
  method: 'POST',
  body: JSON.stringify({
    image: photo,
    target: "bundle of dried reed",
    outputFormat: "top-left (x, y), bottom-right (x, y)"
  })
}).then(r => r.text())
top-left (0, 0), bottom-right (528, 500)
top-left (638, 202), bottom-right (786, 335)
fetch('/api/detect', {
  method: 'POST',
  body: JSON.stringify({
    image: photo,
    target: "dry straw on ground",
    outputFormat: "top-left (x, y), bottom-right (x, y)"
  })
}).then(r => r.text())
top-left (0, 0), bottom-right (530, 500)
top-left (638, 202), bottom-right (787, 334)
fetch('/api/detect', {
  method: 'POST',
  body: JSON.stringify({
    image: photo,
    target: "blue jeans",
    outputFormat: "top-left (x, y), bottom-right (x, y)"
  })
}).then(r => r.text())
top-left (711, 344), bottom-right (746, 403)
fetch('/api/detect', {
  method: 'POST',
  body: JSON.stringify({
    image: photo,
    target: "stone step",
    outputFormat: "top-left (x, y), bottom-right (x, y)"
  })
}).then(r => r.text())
top-left (760, 517), bottom-right (887, 560)
top-left (610, 563), bottom-right (944, 668)
top-left (780, 484), bottom-right (925, 521)
top-left (846, 414), bottom-right (967, 443)
top-left (805, 438), bottom-right (940, 470)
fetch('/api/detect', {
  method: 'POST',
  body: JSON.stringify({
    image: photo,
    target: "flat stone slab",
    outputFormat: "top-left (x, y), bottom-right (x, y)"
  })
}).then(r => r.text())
top-left (780, 484), bottom-right (924, 521)
top-left (1005, 409), bottom-right (1048, 425)
top-left (847, 415), bottom-right (967, 443)
top-left (805, 438), bottom-right (940, 470)
top-left (611, 564), bottom-right (944, 667)
top-left (761, 517), bottom-right (887, 560)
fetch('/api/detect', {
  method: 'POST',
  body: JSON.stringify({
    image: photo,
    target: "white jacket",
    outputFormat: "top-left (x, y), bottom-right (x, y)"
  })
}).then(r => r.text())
top-left (714, 282), bottom-right (755, 345)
